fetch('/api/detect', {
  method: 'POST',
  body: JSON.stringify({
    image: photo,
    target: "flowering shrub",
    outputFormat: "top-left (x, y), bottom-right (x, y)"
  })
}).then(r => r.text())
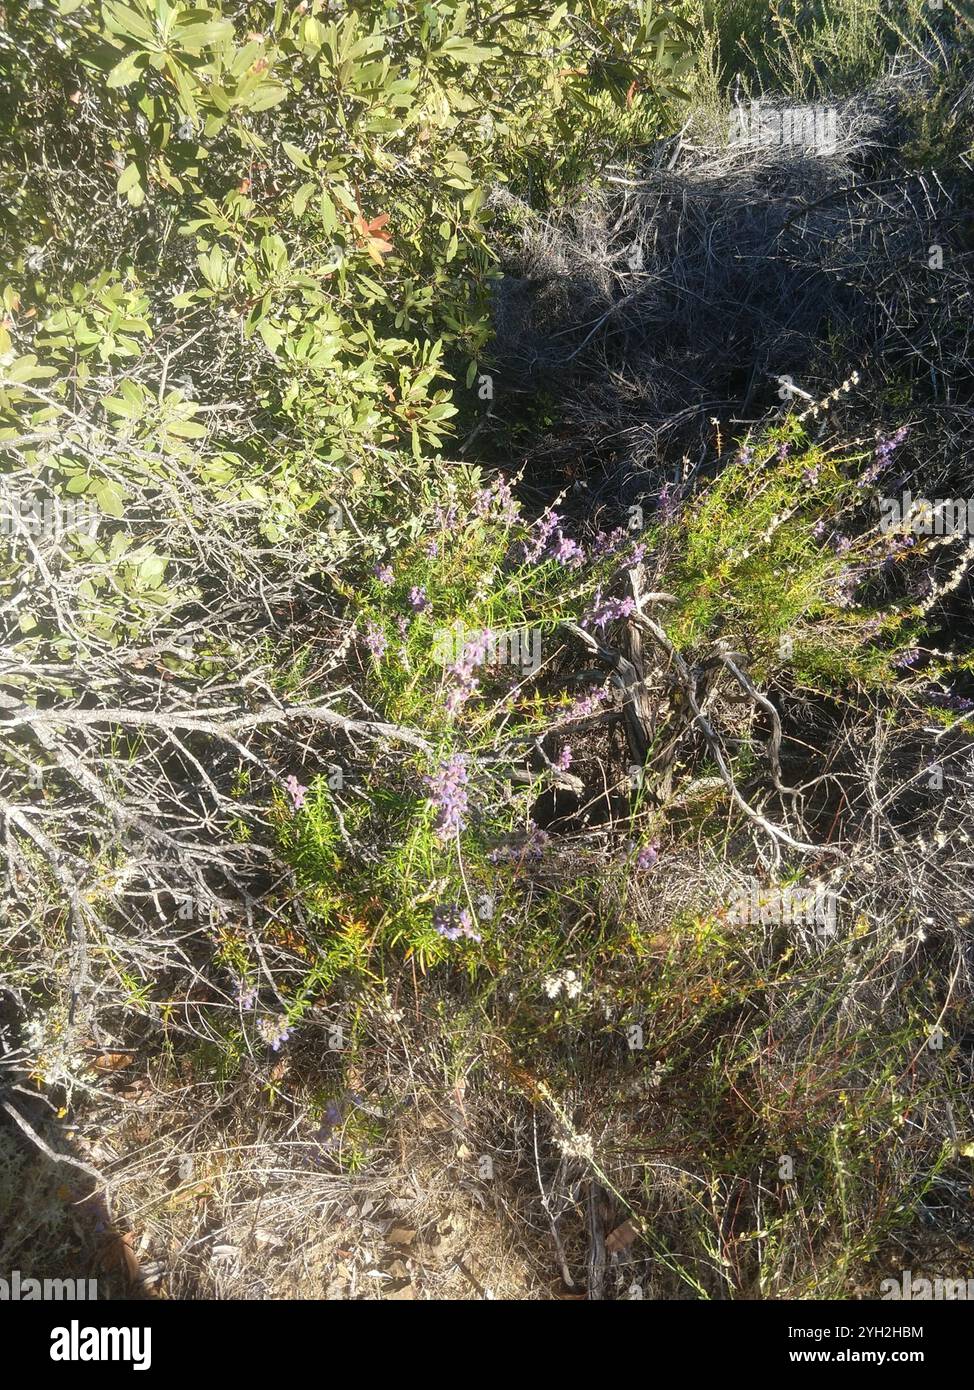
top-left (4, 0), bottom-right (974, 1308)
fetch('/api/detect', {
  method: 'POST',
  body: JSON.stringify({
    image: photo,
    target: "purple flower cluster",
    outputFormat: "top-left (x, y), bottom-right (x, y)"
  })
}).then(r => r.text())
top-left (426, 753), bottom-right (470, 840)
top-left (550, 530), bottom-right (586, 567)
top-left (555, 744), bottom-right (573, 770)
top-left (634, 841), bottom-right (659, 870)
top-left (860, 426), bottom-right (908, 488)
top-left (656, 482), bottom-right (682, 526)
top-left (409, 585), bottom-right (430, 613)
top-left (313, 1099), bottom-right (343, 1154)
top-left (524, 508), bottom-right (560, 559)
top-left (879, 532), bottom-right (917, 574)
top-left (285, 774), bottom-right (308, 810)
top-left (876, 425), bottom-right (909, 466)
top-left (445, 629), bottom-right (489, 714)
top-left (525, 820), bottom-right (549, 860)
top-left (834, 567), bottom-right (860, 607)
top-left (236, 982), bottom-right (257, 1011)
top-left (583, 590), bottom-right (636, 631)
top-left (473, 475), bottom-right (517, 524)
top-left (925, 689), bottom-right (974, 712)
top-left (591, 526), bottom-right (628, 557)
top-left (364, 622), bottom-right (387, 660)
top-left (374, 562), bottom-right (394, 586)
top-left (432, 903), bottom-right (481, 942)
top-left (590, 529), bottom-right (647, 570)
top-left (892, 647), bottom-right (922, 669)
top-left (257, 1014), bottom-right (293, 1052)
top-left (557, 686), bottom-right (610, 725)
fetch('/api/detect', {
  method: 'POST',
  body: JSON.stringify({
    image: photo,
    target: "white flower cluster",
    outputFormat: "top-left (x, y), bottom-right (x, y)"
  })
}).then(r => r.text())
top-left (797, 370), bottom-right (861, 421)
top-left (919, 538), bottom-right (974, 616)
top-left (543, 968), bottom-right (583, 1001)
top-left (555, 1129), bottom-right (594, 1161)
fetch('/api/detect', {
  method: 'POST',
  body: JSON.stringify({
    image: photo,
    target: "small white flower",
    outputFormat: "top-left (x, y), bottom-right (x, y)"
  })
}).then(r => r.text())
top-left (543, 968), bottom-right (584, 1001)
top-left (646, 1060), bottom-right (666, 1088)
top-left (556, 1130), bottom-right (594, 1161)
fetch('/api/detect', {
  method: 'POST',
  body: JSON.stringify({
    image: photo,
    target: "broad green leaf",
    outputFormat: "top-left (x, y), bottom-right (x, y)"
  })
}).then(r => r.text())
top-left (246, 83), bottom-right (288, 112)
top-left (434, 37), bottom-right (498, 64)
top-left (173, 18), bottom-right (235, 50)
top-left (166, 419), bottom-right (207, 438)
top-left (106, 50), bottom-right (146, 88)
top-left (257, 320), bottom-right (283, 353)
top-left (93, 480), bottom-right (126, 518)
top-left (283, 142), bottom-right (313, 173)
top-left (102, 394), bottom-right (142, 419)
top-left (292, 182), bottom-right (315, 217)
top-left (117, 163), bottom-right (141, 196)
top-left (103, 2), bottom-right (156, 42)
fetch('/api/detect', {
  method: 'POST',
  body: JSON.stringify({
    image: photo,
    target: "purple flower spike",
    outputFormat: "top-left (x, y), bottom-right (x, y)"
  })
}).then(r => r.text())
top-left (432, 903), bottom-right (481, 943)
top-left (560, 687), bottom-right (610, 724)
top-left (635, 842), bottom-right (659, 870)
top-left (860, 425), bottom-right (909, 487)
top-left (549, 531), bottom-right (586, 567)
top-left (583, 592), bottom-right (636, 631)
top-left (426, 753), bottom-right (470, 840)
top-left (285, 774), bottom-right (308, 810)
top-left (364, 622), bottom-right (387, 660)
top-left (523, 509), bottom-right (562, 563)
top-left (444, 629), bottom-right (490, 714)
top-left (657, 482), bottom-right (682, 526)
top-left (237, 983), bottom-right (257, 1011)
top-left (525, 820), bottom-right (549, 860)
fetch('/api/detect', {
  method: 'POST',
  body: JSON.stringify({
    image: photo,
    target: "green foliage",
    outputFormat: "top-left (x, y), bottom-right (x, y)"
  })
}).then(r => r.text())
top-left (0, 0), bottom-right (699, 662)
top-left (697, 0), bottom-right (937, 98)
top-left (663, 425), bottom-right (914, 687)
